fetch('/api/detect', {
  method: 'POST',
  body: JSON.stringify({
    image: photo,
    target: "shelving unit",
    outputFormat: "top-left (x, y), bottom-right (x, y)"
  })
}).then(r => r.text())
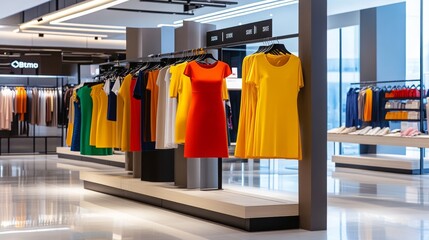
top-left (331, 78), bottom-right (428, 175)
top-left (328, 133), bottom-right (429, 174)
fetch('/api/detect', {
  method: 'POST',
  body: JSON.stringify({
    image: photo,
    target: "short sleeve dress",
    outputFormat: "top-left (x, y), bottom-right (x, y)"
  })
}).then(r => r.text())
top-left (183, 60), bottom-right (231, 158)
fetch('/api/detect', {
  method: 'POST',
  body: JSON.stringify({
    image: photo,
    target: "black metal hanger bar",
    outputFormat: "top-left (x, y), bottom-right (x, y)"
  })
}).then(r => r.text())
top-left (100, 33), bottom-right (299, 66)
top-left (350, 79), bottom-right (421, 85)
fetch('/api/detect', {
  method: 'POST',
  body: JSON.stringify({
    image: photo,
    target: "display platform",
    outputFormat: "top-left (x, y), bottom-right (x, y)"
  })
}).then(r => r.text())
top-left (80, 170), bottom-right (299, 232)
top-left (328, 133), bottom-right (429, 148)
top-left (332, 154), bottom-right (429, 174)
top-left (57, 147), bottom-right (125, 168)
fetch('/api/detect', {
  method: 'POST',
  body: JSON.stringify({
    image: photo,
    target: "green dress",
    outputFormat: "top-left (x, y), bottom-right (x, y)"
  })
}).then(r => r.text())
top-left (77, 85), bottom-right (112, 155)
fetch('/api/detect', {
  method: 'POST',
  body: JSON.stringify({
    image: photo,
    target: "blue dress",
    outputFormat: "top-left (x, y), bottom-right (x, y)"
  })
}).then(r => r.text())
top-left (70, 101), bottom-right (81, 151)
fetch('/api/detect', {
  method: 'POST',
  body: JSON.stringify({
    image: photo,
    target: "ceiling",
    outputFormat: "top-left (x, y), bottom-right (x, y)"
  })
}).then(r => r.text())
top-left (68, 0), bottom-right (260, 29)
top-left (62, 0), bottom-right (408, 28)
top-left (0, 0), bottom-right (409, 46)
top-left (0, 0), bottom-right (50, 19)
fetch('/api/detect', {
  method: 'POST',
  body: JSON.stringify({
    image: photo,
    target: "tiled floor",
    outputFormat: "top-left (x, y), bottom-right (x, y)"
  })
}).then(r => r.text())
top-left (1, 155), bottom-right (429, 239)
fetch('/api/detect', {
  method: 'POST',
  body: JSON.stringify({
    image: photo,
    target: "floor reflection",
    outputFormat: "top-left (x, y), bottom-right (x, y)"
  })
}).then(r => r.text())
top-left (0, 156), bottom-right (429, 239)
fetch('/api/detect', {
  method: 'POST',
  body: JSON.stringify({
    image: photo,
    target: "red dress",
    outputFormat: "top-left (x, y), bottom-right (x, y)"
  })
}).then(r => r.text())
top-left (183, 61), bottom-right (231, 158)
top-left (130, 77), bottom-right (141, 151)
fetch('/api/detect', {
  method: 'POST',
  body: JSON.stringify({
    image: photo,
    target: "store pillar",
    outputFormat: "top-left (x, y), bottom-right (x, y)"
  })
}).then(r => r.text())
top-left (174, 21), bottom-right (217, 189)
top-left (126, 27), bottom-right (174, 179)
top-left (298, 0), bottom-right (328, 230)
top-left (360, 3), bottom-right (406, 155)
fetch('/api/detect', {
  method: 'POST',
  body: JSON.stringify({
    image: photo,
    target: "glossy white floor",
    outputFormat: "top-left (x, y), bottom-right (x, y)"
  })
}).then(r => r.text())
top-left (1, 155), bottom-right (429, 240)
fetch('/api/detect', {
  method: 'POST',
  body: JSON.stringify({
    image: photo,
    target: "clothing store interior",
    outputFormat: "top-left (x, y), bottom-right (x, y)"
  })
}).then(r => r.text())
top-left (0, 0), bottom-right (428, 239)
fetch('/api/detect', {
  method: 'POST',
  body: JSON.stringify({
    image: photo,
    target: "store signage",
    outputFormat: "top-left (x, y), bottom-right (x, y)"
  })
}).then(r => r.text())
top-left (11, 60), bottom-right (39, 69)
top-left (206, 19), bottom-right (272, 47)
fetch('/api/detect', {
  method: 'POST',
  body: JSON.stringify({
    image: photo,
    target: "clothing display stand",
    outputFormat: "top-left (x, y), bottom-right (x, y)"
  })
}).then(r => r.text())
top-left (0, 75), bottom-right (67, 154)
top-left (82, 1), bottom-right (328, 229)
top-left (330, 79), bottom-right (427, 174)
top-left (141, 149), bottom-right (174, 182)
top-left (125, 151), bottom-right (133, 171)
top-left (132, 151), bottom-right (141, 178)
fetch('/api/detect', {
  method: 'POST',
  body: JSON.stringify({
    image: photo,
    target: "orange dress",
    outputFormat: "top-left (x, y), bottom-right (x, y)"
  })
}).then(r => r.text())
top-left (183, 61), bottom-right (231, 158)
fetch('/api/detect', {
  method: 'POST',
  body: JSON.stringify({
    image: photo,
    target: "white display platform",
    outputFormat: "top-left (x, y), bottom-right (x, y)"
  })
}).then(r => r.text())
top-left (332, 154), bottom-right (429, 174)
top-left (57, 147), bottom-right (125, 168)
top-left (327, 133), bottom-right (429, 148)
top-left (80, 170), bottom-right (299, 232)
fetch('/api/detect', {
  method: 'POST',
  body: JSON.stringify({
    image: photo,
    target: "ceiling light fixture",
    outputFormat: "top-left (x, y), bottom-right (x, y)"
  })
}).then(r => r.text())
top-left (157, 24), bottom-right (184, 28)
top-left (29, 25), bottom-right (125, 33)
top-left (20, 0), bottom-right (129, 30)
top-left (199, 0), bottom-right (297, 23)
top-left (173, 0), bottom-right (279, 24)
top-left (51, 0), bottom-right (129, 24)
top-left (50, 22), bottom-right (125, 29)
top-left (21, 30), bottom-right (108, 38)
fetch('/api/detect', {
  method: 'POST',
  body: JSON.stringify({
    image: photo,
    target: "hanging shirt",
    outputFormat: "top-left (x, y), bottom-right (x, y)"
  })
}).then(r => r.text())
top-left (169, 62), bottom-right (192, 144)
top-left (156, 66), bottom-right (178, 149)
top-left (146, 69), bottom-right (160, 142)
top-left (363, 88), bottom-right (373, 122)
top-left (96, 84), bottom-right (116, 148)
top-left (129, 76), bottom-right (141, 151)
top-left (118, 74), bottom-right (133, 151)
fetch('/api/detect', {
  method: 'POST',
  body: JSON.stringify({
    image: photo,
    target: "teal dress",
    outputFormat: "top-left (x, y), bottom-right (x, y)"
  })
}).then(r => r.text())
top-left (77, 85), bottom-right (112, 155)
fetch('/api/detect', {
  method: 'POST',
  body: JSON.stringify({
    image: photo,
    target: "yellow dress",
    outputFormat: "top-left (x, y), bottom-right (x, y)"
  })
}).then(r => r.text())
top-left (66, 92), bottom-right (75, 147)
top-left (89, 84), bottom-right (102, 146)
top-left (118, 74), bottom-right (133, 151)
top-left (96, 86), bottom-right (116, 148)
top-left (169, 62), bottom-right (192, 144)
top-left (235, 54), bottom-right (257, 158)
top-left (235, 54), bottom-right (304, 159)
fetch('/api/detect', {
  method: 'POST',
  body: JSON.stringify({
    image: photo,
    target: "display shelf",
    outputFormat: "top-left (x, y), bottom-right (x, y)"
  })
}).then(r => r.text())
top-left (332, 154), bottom-right (429, 174)
top-left (56, 147), bottom-right (125, 168)
top-left (327, 133), bottom-right (429, 148)
top-left (80, 170), bottom-right (299, 232)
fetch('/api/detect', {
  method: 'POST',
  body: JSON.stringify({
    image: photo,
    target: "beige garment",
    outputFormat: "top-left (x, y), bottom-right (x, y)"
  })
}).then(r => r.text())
top-left (0, 88), bottom-right (14, 130)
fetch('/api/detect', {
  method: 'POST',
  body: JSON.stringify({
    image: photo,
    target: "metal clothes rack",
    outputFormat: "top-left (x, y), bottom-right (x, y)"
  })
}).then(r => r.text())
top-left (101, 33), bottom-right (301, 67)
top-left (350, 79), bottom-right (421, 85)
top-left (349, 79), bottom-right (426, 174)
top-left (0, 76), bottom-right (67, 155)
top-left (143, 33), bottom-right (300, 189)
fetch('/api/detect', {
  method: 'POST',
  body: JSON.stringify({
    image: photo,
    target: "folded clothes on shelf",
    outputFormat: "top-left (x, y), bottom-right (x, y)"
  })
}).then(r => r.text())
top-left (375, 127), bottom-right (390, 136)
top-left (340, 127), bottom-right (356, 134)
top-left (349, 126), bottom-right (372, 135)
top-left (327, 126), bottom-right (346, 134)
top-left (400, 127), bottom-right (421, 137)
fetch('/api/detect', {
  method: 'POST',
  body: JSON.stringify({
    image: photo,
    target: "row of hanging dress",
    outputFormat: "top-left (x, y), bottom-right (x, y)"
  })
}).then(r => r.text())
top-left (67, 83), bottom-right (112, 155)
top-left (65, 57), bottom-right (232, 160)
top-left (234, 52), bottom-right (304, 160)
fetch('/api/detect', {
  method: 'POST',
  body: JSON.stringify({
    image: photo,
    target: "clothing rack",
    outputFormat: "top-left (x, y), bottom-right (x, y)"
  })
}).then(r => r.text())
top-left (0, 77), bottom-right (66, 154)
top-left (101, 33), bottom-right (300, 67)
top-left (348, 78), bottom-right (426, 174)
top-left (350, 79), bottom-right (421, 85)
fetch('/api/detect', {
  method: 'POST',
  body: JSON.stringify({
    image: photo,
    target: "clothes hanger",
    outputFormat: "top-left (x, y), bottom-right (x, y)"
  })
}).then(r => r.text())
top-left (265, 40), bottom-right (291, 55)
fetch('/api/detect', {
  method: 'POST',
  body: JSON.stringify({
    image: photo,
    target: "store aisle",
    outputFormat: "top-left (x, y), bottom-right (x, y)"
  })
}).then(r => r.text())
top-left (0, 156), bottom-right (429, 240)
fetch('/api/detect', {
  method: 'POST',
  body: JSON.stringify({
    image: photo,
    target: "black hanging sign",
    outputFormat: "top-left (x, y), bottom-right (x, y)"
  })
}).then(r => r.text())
top-left (206, 19), bottom-right (273, 47)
